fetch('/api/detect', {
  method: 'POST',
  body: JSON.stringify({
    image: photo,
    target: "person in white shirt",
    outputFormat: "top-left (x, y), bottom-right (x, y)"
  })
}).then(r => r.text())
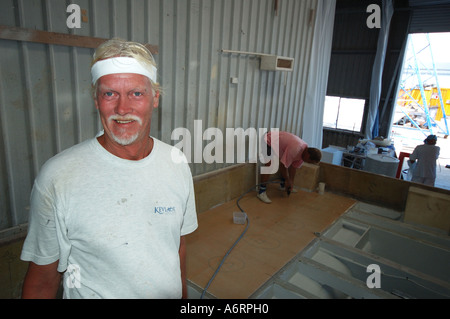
top-left (409, 135), bottom-right (440, 187)
top-left (20, 38), bottom-right (198, 299)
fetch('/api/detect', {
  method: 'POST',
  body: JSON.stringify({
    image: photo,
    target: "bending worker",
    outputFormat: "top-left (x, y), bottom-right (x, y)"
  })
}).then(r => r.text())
top-left (409, 134), bottom-right (440, 187)
top-left (257, 130), bottom-right (322, 203)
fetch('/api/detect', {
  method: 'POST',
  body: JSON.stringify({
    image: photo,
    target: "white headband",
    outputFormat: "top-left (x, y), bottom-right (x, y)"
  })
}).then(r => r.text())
top-left (91, 57), bottom-right (157, 84)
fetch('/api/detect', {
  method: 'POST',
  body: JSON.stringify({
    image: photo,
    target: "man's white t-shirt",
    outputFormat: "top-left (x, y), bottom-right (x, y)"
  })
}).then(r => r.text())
top-left (410, 144), bottom-right (440, 179)
top-left (21, 135), bottom-right (198, 298)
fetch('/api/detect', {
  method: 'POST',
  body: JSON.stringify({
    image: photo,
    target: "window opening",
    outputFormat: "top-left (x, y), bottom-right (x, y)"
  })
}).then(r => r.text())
top-left (393, 32), bottom-right (450, 138)
top-left (323, 96), bottom-right (365, 132)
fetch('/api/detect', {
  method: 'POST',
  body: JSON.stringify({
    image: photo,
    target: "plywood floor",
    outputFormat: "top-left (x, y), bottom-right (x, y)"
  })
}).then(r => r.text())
top-left (186, 185), bottom-right (356, 298)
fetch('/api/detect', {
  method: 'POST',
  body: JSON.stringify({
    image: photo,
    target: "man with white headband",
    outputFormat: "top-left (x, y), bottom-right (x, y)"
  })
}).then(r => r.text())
top-left (20, 39), bottom-right (198, 299)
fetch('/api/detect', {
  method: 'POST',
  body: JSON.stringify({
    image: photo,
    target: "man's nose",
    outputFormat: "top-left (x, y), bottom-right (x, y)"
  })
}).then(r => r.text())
top-left (115, 94), bottom-right (132, 115)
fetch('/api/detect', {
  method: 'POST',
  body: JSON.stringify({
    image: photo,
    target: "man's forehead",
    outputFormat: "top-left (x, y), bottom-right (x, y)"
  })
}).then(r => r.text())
top-left (97, 73), bottom-right (152, 88)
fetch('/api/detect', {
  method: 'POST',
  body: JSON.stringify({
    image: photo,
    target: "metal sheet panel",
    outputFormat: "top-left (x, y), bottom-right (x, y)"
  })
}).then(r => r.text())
top-left (327, 3), bottom-right (379, 99)
top-left (0, 0), bottom-right (317, 230)
top-left (409, 5), bottom-right (450, 33)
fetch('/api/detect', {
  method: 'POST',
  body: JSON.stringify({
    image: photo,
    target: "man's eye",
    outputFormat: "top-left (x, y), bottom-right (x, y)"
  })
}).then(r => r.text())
top-left (133, 92), bottom-right (143, 97)
top-left (104, 92), bottom-right (114, 97)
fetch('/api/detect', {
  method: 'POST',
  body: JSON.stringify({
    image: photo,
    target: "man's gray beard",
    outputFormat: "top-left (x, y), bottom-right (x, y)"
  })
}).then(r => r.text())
top-left (107, 114), bottom-right (142, 146)
top-left (111, 132), bottom-right (140, 146)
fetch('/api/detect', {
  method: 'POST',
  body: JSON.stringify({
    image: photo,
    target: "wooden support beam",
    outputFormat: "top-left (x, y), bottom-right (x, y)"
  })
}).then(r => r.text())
top-left (0, 25), bottom-right (158, 55)
top-left (274, 0), bottom-right (279, 16)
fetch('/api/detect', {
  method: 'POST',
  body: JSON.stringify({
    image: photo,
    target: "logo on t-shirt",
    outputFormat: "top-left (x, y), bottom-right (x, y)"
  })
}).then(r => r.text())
top-left (154, 206), bottom-right (176, 215)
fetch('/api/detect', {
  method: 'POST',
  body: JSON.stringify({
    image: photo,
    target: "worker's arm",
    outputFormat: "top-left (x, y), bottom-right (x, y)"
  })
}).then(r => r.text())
top-left (288, 165), bottom-right (297, 186)
top-left (279, 162), bottom-right (289, 183)
top-left (179, 236), bottom-right (187, 299)
top-left (22, 260), bottom-right (61, 299)
top-left (279, 163), bottom-right (297, 194)
top-left (409, 147), bottom-right (418, 162)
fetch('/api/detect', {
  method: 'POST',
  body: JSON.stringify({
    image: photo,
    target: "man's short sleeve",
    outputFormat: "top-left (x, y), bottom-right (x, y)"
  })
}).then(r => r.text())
top-left (410, 147), bottom-right (418, 161)
top-left (180, 162), bottom-right (198, 237)
top-left (20, 182), bottom-right (60, 265)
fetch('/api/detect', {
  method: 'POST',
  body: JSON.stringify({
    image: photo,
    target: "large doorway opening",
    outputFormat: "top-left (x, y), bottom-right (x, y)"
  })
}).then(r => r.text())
top-left (392, 32), bottom-right (450, 190)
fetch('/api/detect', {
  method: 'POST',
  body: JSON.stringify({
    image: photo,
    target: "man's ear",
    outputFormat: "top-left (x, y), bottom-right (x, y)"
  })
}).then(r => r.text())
top-left (93, 85), bottom-right (100, 110)
top-left (94, 97), bottom-right (99, 110)
top-left (153, 91), bottom-right (160, 108)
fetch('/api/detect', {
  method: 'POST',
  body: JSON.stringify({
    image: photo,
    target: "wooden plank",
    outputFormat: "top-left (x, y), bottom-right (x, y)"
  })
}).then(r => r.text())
top-left (186, 185), bottom-right (356, 298)
top-left (0, 25), bottom-right (158, 54)
top-left (404, 186), bottom-right (450, 233)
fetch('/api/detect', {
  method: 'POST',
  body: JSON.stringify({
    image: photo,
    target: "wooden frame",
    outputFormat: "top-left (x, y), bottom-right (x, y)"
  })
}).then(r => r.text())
top-left (0, 25), bottom-right (158, 54)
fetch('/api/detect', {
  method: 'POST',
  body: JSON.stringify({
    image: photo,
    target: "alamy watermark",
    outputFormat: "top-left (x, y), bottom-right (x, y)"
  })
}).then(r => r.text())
top-left (366, 264), bottom-right (381, 289)
top-left (67, 4), bottom-right (382, 30)
top-left (171, 120), bottom-right (279, 174)
top-left (367, 4), bottom-right (381, 29)
top-left (66, 4), bottom-right (88, 29)
top-left (65, 262), bottom-right (383, 291)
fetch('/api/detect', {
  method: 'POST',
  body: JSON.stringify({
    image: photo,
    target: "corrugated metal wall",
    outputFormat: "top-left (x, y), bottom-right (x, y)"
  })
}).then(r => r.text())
top-left (409, 0), bottom-right (450, 33)
top-left (327, 1), bottom-right (380, 99)
top-left (324, 0), bottom-right (413, 145)
top-left (0, 0), bottom-right (317, 231)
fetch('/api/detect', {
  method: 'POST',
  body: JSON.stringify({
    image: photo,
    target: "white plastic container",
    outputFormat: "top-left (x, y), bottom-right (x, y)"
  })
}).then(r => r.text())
top-left (233, 212), bottom-right (247, 224)
top-left (364, 154), bottom-right (399, 177)
top-left (321, 146), bottom-right (345, 165)
top-left (318, 182), bottom-right (326, 195)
